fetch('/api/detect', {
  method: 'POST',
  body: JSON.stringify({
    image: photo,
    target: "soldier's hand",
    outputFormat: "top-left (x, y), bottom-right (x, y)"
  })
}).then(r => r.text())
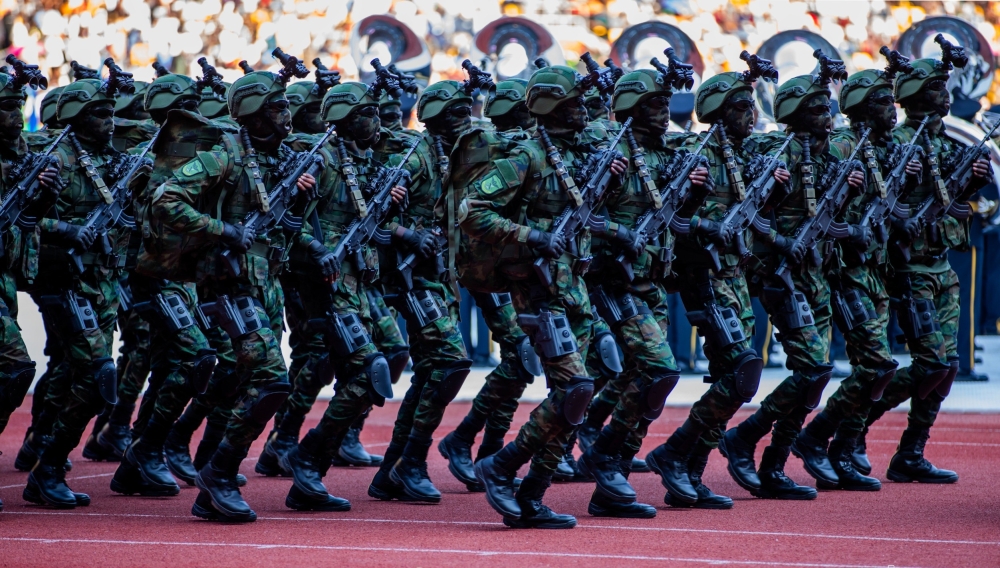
top-left (847, 224), bottom-right (873, 248)
top-left (689, 166), bottom-right (710, 187)
top-left (973, 158), bottom-right (991, 179)
top-left (54, 221), bottom-right (97, 250)
top-left (36, 167), bottom-right (65, 197)
top-left (220, 222), bottom-right (254, 253)
top-left (526, 228), bottom-right (565, 259)
top-left (694, 218), bottom-right (731, 248)
top-left (773, 167), bottom-right (791, 185)
top-left (390, 185), bottom-right (407, 204)
top-left (296, 172), bottom-right (318, 200)
top-left (905, 159), bottom-right (922, 176)
top-left (847, 170), bottom-right (865, 189)
top-left (609, 157), bottom-right (628, 176)
top-left (306, 238), bottom-right (340, 279)
top-left (609, 224), bottom-right (643, 259)
top-left (395, 227), bottom-right (435, 258)
top-left (892, 216), bottom-right (921, 242)
top-left (773, 234), bottom-right (805, 264)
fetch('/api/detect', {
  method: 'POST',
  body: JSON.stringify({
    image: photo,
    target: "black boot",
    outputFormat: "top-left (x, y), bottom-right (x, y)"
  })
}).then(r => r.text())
top-left (791, 412), bottom-right (839, 488)
top-left (588, 458), bottom-right (656, 518)
top-left (666, 447), bottom-right (732, 509)
top-left (553, 432), bottom-right (587, 482)
top-left (646, 419), bottom-right (704, 504)
top-left (118, 442), bottom-right (180, 496)
top-left (23, 475), bottom-right (90, 507)
top-left (886, 428), bottom-right (958, 484)
top-left (578, 428), bottom-right (636, 503)
top-left (368, 468), bottom-right (417, 502)
top-left (25, 463), bottom-right (78, 509)
top-left (476, 430), bottom-right (506, 462)
top-left (82, 410), bottom-right (113, 461)
top-left (575, 420), bottom-right (601, 454)
top-left (193, 413), bottom-right (227, 471)
top-left (96, 402), bottom-right (135, 461)
top-left (15, 432), bottom-right (54, 472)
top-left (719, 411), bottom-right (772, 492)
top-left (503, 472), bottom-right (576, 529)
top-left (255, 429), bottom-right (296, 477)
top-left (851, 427), bottom-right (872, 475)
top-left (282, 431), bottom-right (351, 511)
top-left (630, 456), bottom-right (649, 473)
top-left (164, 428), bottom-right (198, 486)
top-left (390, 435), bottom-right (441, 503)
top-left (828, 438), bottom-right (880, 491)
top-left (124, 416), bottom-right (181, 495)
top-left (755, 446), bottom-right (816, 500)
top-left (438, 430), bottom-right (477, 486)
top-left (474, 443), bottom-right (528, 519)
top-left (334, 425), bottom-right (382, 467)
top-left (194, 442), bottom-right (256, 522)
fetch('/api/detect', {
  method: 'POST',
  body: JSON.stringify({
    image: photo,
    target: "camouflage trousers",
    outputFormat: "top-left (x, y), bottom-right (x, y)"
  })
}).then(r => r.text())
top-left (676, 265), bottom-right (756, 451)
top-left (115, 282), bottom-right (152, 407)
top-left (755, 262), bottom-right (832, 448)
top-left (838, 269), bottom-right (960, 439)
top-left (811, 261), bottom-right (893, 438)
top-left (0, 269), bottom-right (32, 435)
top-left (27, 310), bottom-right (66, 434)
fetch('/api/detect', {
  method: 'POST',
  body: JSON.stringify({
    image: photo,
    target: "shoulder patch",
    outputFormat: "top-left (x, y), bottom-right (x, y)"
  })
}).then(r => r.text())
top-left (179, 158), bottom-right (205, 177)
top-left (478, 173), bottom-right (505, 195)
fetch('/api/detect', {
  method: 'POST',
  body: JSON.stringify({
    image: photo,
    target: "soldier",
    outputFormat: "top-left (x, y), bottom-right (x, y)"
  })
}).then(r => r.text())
top-left (0, 64), bottom-right (64, 512)
top-left (584, 87), bottom-right (610, 122)
top-left (277, 80), bottom-right (407, 511)
top-left (379, 92), bottom-right (405, 132)
top-left (792, 52), bottom-right (922, 491)
top-left (146, 66), bottom-right (315, 522)
top-left (438, 78), bottom-right (541, 492)
top-left (367, 80), bottom-right (473, 504)
top-left (24, 68), bottom-right (135, 508)
top-left (719, 55), bottom-right (865, 500)
top-left (840, 45), bottom-right (991, 484)
top-left (463, 65), bottom-right (627, 528)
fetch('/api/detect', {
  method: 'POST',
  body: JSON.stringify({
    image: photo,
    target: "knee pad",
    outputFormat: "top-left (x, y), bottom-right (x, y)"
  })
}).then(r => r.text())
top-left (313, 353), bottom-right (336, 386)
top-left (92, 357), bottom-right (118, 405)
top-left (431, 359), bottom-right (473, 406)
top-left (329, 312), bottom-right (372, 357)
top-left (365, 352), bottom-right (394, 404)
top-left (211, 365), bottom-right (243, 400)
top-left (244, 381), bottom-right (292, 425)
top-left (561, 375), bottom-right (595, 426)
top-left (515, 335), bottom-right (542, 380)
top-left (189, 349), bottom-right (218, 395)
top-left (732, 350), bottom-right (764, 403)
top-left (936, 356), bottom-right (960, 398)
top-left (641, 369), bottom-right (681, 420)
top-left (915, 361), bottom-right (952, 400)
top-left (594, 328), bottom-right (623, 377)
top-left (831, 288), bottom-right (876, 334)
top-left (385, 347), bottom-right (410, 384)
top-left (800, 364), bottom-right (834, 410)
top-left (0, 361), bottom-right (36, 414)
top-left (869, 361), bottom-right (899, 402)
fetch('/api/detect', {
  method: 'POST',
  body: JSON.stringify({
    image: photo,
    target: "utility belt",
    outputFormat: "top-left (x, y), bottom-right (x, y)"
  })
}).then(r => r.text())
top-left (197, 295), bottom-right (265, 340)
top-left (80, 251), bottom-right (126, 269)
top-left (247, 241), bottom-right (289, 263)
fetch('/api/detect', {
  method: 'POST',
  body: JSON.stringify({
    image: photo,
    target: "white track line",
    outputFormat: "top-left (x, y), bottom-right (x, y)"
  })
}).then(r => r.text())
top-left (0, 472), bottom-right (114, 490)
top-left (639, 432), bottom-right (1000, 447)
top-left (7, 511), bottom-right (997, 547)
top-left (0, 537), bottom-right (930, 567)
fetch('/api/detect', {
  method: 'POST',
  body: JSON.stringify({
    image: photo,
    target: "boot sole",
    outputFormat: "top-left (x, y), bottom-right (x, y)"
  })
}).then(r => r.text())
top-left (717, 436), bottom-right (762, 493)
top-left (503, 517), bottom-right (577, 529)
top-left (753, 490), bottom-right (817, 500)
top-left (24, 485), bottom-right (90, 507)
top-left (577, 455), bottom-right (637, 503)
top-left (588, 502), bottom-right (656, 518)
top-left (192, 502), bottom-right (257, 523)
top-left (438, 440), bottom-right (478, 486)
top-left (286, 494), bottom-right (351, 512)
top-left (194, 474), bottom-right (256, 522)
top-left (664, 495), bottom-right (733, 510)
top-left (336, 449), bottom-right (378, 467)
top-left (832, 483), bottom-right (881, 491)
top-left (790, 441), bottom-right (840, 486)
top-left (367, 483), bottom-right (419, 502)
top-left (110, 478), bottom-right (181, 497)
top-left (388, 468), bottom-right (442, 503)
top-left (886, 469), bottom-right (957, 484)
top-left (644, 452), bottom-right (698, 505)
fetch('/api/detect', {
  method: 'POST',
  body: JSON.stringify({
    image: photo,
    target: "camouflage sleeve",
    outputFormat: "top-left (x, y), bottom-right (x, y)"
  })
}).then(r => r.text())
top-left (37, 147), bottom-right (73, 235)
top-left (385, 139), bottom-right (426, 233)
top-left (460, 146), bottom-right (533, 244)
top-left (150, 150), bottom-right (228, 238)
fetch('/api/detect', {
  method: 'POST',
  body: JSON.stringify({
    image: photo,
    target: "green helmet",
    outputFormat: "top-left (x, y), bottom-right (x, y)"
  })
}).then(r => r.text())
top-left (483, 78), bottom-right (527, 118)
top-left (526, 65), bottom-right (585, 115)
top-left (773, 75), bottom-right (831, 124)
top-left (839, 70), bottom-right (891, 115)
top-left (612, 69), bottom-right (671, 114)
top-left (894, 58), bottom-right (950, 104)
top-left (144, 73), bottom-right (201, 112)
top-left (321, 82), bottom-right (378, 123)
top-left (695, 72), bottom-right (753, 122)
top-left (286, 81), bottom-right (322, 119)
top-left (56, 78), bottom-right (118, 122)
top-left (379, 91), bottom-right (401, 110)
top-left (227, 71), bottom-right (287, 119)
top-left (417, 80), bottom-right (473, 122)
top-left (0, 72), bottom-right (28, 102)
top-left (114, 80), bottom-right (148, 112)
top-left (40, 86), bottom-right (64, 125)
top-left (199, 81), bottom-right (230, 119)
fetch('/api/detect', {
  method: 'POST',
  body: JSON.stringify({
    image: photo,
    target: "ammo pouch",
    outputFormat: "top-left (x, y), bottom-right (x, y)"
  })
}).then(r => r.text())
top-left (134, 293), bottom-right (195, 333)
top-left (892, 296), bottom-right (940, 344)
top-left (686, 303), bottom-right (746, 349)
top-left (763, 287), bottom-right (814, 331)
top-left (401, 289), bottom-right (446, 330)
top-left (831, 288), bottom-right (877, 334)
top-left (39, 290), bottom-right (99, 333)
top-left (328, 312), bottom-right (372, 358)
top-left (517, 309), bottom-right (578, 360)
top-left (197, 295), bottom-right (264, 340)
top-left (591, 285), bottom-right (646, 326)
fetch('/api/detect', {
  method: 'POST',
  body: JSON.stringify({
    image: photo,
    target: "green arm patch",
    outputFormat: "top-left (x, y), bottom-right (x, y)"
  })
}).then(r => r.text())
top-left (179, 158), bottom-right (205, 178)
top-left (478, 172), bottom-right (505, 195)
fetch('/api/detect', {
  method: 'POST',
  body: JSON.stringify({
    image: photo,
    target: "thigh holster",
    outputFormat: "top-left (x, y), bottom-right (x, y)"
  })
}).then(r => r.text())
top-left (733, 349), bottom-right (764, 403)
top-left (431, 358), bottom-right (473, 406)
top-left (189, 348), bottom-right (218, 395)
top-left (591, 285), bottom-right (645, 326)
top-left (763, 287), bottom-right (814, 331)
top-left (364, 352), bottom-right (393, 405)
top-left (328, 312), bottom-right (372, 358)
top-left (39, 290), bottom-right (99, 333)
top-left (641, 369), bottom-right (681, 420)
top-left (402, 289), bottom-right (446, 329)
top-left (93, 357), bottom-right (118, 405)
top-left (869, 361), bottom-right (899, 402)
top-left (832, 288), bottom-right (877, 334)
top-left (0, 360), bottom-right (36, 414)
top-left (198, 295), bottom-right (264, 340)
top-left (561, 375), bottom-right (596, 426)
top-left (517, 309), bottom-right (578, 360)
top-left (686, 303), bottom-right (747, 350)
top-left (135, 293), bottom-right (195, 333)
top-left (892, 297), bottom-right (940, 346)
top-left (514, 335), bottom-right (543, 381)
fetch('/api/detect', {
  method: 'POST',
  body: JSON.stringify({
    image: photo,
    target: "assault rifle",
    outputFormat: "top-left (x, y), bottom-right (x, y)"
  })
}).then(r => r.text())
top-left (330, 140), bottom-right (418, 292)
top-left (533, 117), bottom-right (632, 286)
top-left (897, 117), bottom-right (1000, 262)
top-left (220, 126), bottom-right (334, 276)
top-left (855, 117), bottom-right (927, 263)
top-left (615, 124), bottom-right (717, 281)
top-left (67, 130), bottom-right (156, 273)
top-left (0, 129), bottom-right (67, 257)
top-left (773, 127), bottom-right (870, 290)
top-left (704, 132), bottom-right (795, 271)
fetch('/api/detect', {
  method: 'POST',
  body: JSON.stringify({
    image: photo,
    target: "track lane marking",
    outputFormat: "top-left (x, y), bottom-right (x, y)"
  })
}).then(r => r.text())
top-left (0, 472), bottom-right (114, 490)
top-left (0, 536), bottom-right (932, 567)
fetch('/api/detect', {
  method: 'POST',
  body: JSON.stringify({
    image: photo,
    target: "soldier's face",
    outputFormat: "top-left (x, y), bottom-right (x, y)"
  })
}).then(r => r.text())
top-left (508, 102), bottom-right (533, 130)
top-left (633, 95), bottom-right (672, 137)
top-left (920, 78), bottom-right (951, 117)
top-left (723, 91), bottom-right (755, 138)
top-left (585, 96), bottom-right (610, 121)
top-left (79, 102), bottom-right (116, 144)
top-left (294, 102), bottom-right (326, 134)
top-left (263, 98), bottom-right (293, 139)
top-left (866, 87), bottom-right (896, 138)
top-left (0, 97), bottom-right (25, 142)
top-left (344, 104), bottom-right (381, 148)
top-left (379, 104), bottom-right (402, 131)
top-left (797, 94), bottom-right (833, 140)
top-left (553, 95), bottom-right (589, 132)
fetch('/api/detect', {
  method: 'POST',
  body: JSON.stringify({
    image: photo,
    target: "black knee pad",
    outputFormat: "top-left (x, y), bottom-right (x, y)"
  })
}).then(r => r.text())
top-left (92, 357), bottom-right (118, 405)
top-left (915, 361), bottom-right (952, 400)
top-left (365, 352), bottom-right (393, 405)
top-left (593, 328), bottom-right (623, 377)
top-left (313, 353), bottom-right (336, 386)
top-left (212, 365), bottom-right (243, 400)
top-left (800, 364), bottom-right (834, 410)
top-left (189, 349), bottom-right (218, 395)
top-left (641, 369), bottom-right (681, 420)
top-left (561, 375), bottom-right (595, 426)
top-left (245, 381), bottom-right (292, 425)
top-left (732, 349), bottom-right (764, 402)
top-left (431, 359), bottom-right (473, 406)
top-left (936, 356), bottom-right (960, 398)
top-left (869, 361), bottom-right (899, 402)
top-left (0, 360), bottom-right (36, 414)
top-left (385, 347), bottom-right (410, 384)
top-left (514, 335), bottom-right (542, 381)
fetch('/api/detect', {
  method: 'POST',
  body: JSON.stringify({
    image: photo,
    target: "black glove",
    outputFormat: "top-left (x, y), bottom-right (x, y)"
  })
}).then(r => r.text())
top-left (394, 227), bottom-right (435, 258)
top-left (37, 166), bottom-right (66, 199)
top-left (53, 221), bottom-right (97, 250)
top-left (693, 218), bottom-right (731, 248)
top-left (219, 222), bottom-right (254, 253)
top-left (847, 224), bottom-right (872, 248)
top-left (891, 216), bottom-right (921, 242)
top-left (607, 223), bottom-right (643, 259)
top-left (772, 234), bottom-right (805, 264)
top-left (526, 228), bottom-right (566, 260)
top-left (306, 238), bottom-right (340, 278)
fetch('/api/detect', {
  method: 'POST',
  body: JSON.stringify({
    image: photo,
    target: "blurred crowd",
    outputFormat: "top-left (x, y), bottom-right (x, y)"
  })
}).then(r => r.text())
top-left (1, 0), bottom-right (999, 126)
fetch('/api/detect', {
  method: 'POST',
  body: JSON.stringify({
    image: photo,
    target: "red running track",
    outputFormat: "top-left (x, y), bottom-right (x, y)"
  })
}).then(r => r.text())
top-left (1, 397), bottom-right (998, 568)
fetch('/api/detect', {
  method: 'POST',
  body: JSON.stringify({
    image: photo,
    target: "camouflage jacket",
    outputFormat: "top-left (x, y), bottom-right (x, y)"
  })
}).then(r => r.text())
top-left (112, 118), bottom-right (158, 152)
top-left (0, 135), bottom-right (40, 283)
top-left (891, 116), bottom-right (971, 273)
